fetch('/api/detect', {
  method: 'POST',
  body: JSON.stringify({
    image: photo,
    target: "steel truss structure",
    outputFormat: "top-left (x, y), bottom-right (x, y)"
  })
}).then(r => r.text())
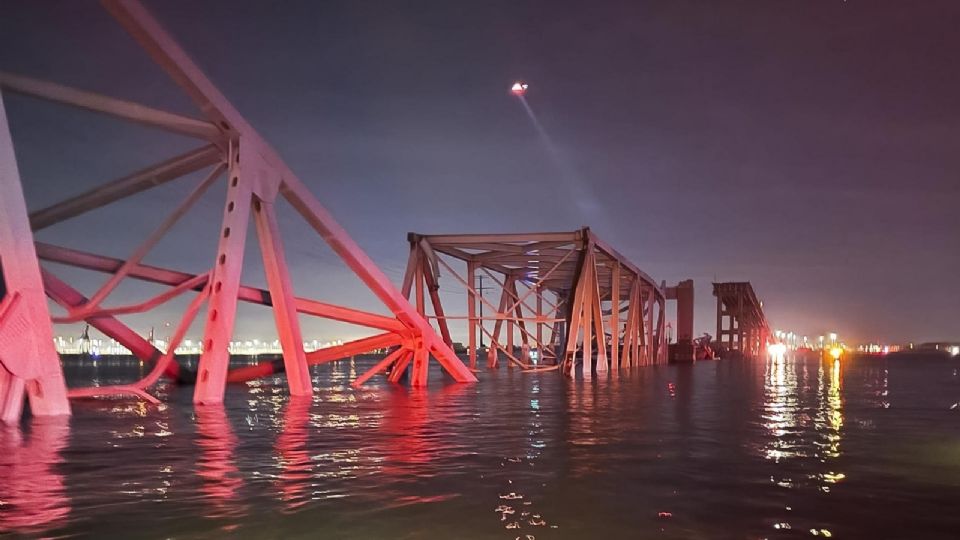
top-left (0, 0), bottom-right (475, 424)
top-left (403, 228), bottom-right (668, 375)
top-left (713, 281), bottom-right (771, 357)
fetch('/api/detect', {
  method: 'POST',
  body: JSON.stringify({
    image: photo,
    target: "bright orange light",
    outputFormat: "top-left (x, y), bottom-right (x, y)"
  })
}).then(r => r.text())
top-left (829, 347), bottom-right (843, 360)
top-left (767, 343), bottom-right (787, 357)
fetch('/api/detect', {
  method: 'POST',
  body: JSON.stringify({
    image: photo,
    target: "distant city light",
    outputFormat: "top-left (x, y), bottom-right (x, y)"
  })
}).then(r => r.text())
top-left (53, 335), bottom-right (345, 356)
top-left (829, 346), bottom-right (843, 360)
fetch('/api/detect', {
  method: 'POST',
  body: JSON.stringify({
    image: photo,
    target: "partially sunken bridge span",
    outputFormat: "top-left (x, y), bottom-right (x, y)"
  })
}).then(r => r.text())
top-left (403, 229), bottom-right (670, 375)
top-left (713, 282), bottom-right (772, 358)
top-left (0, 0), bottom-right (770, 427)
top-left (0, 0), bottom-right (478, 423)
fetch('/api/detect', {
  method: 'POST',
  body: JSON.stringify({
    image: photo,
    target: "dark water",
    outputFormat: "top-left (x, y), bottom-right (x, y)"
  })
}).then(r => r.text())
top-left (3, 354), bottom-right (960, 539)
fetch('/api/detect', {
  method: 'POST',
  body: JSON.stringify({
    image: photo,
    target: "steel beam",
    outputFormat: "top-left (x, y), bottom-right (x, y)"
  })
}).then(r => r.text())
top-left (0, 91), bottom-right (70, 423)
top-left (35, 242), bottom-right (407, 332)
top-left (29, 144), bottom-right (222, 231)
top-left (0, 71), bottom-right (221, 140)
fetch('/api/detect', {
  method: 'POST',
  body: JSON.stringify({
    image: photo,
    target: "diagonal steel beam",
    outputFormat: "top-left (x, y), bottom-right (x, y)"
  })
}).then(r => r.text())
top-left (34, 242), bottom-right (408, 333)
top-left (0, 71), bottom-right (221, 140)
top-left (29, 144), bottom-right (222, 230)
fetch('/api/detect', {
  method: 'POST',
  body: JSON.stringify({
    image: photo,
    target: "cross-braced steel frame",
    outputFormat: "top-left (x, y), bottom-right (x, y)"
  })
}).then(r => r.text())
top-left (0, 0), bottom-right (475, 423)
top-left (713, 281), bottom-right (771, 357)
top-left (403, 228), bottom-right (668, 376)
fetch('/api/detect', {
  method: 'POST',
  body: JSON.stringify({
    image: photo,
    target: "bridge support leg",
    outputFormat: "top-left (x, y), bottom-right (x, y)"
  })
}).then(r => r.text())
top-left (591, 259), bottom-right (607, 374)
top-left (562, 242), bottom-right (601, 376)
top-left (535, 289), bottom-right (543, 363)
top-left (411, 341), bottom-right (429, 386)
top-left (0, 365), bottom-right (25, 425)
top-left (489, 279), bottom-right (514, 369)
top-left (609, 263), bottom-right (620, 368)
top-left (467, 262), bottom-right (477, 369)
top-left (194, 143), bottom-right (252, 405)
top-left (0, 91), bottom-right (69, 423)
top-left (643, 288), bottom-right (654, 364)
top-left (253, 199), bottom-right (313, 398)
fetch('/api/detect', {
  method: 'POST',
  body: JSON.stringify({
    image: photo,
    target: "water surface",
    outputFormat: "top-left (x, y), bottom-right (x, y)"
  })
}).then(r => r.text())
top-left (2, 354), bottom-right (960, 538)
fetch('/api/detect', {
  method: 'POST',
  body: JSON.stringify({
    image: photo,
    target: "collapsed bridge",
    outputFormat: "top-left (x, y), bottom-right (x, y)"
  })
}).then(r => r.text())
top-left (402, 229), bottom-right (676, 374)
top-left (0, 0), bottom-right (767, 427)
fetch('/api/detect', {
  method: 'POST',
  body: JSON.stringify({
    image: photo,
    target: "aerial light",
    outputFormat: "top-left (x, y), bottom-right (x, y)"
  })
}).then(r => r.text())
top-left (511, 81), bottom-right (529, 96)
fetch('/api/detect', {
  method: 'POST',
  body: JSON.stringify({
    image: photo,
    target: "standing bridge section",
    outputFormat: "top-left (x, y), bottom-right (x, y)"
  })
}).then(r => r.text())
top-left (0, 0), bottom-right (475, 424)
top-left (713, 282), bottom-right (771, 357)
top-left (403, 228), bottom-right (670, 375)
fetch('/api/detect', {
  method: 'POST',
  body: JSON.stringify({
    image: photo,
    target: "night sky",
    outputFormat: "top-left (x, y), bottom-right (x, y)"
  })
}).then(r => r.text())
top-left (2, 0), bottom-right (958, 345)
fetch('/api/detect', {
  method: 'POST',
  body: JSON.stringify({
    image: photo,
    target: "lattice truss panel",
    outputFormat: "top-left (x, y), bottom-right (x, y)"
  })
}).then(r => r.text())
top-left (713, 282), bottom-right (772, 357)
top-left (403, 228), bottom-right (668, 377)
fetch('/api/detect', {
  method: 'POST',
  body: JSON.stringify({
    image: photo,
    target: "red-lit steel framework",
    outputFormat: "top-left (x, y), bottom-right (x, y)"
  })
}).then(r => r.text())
top-left (402, 229), bottom-right (668, 375)
top-left (713, 282), bottom-right (771, 357)
top-left (0, 0), bottom-right (476, 423)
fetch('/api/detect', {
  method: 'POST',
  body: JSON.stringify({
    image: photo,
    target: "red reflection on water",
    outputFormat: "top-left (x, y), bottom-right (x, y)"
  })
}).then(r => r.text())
top-left (276, 397), bottom-right (312, 512)
top-left (195, 406), bottom-right (244, 519)
top-left (377, 384), bottom-right (468, 501)
top-left (0, 417), bottom-right (70, 533)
